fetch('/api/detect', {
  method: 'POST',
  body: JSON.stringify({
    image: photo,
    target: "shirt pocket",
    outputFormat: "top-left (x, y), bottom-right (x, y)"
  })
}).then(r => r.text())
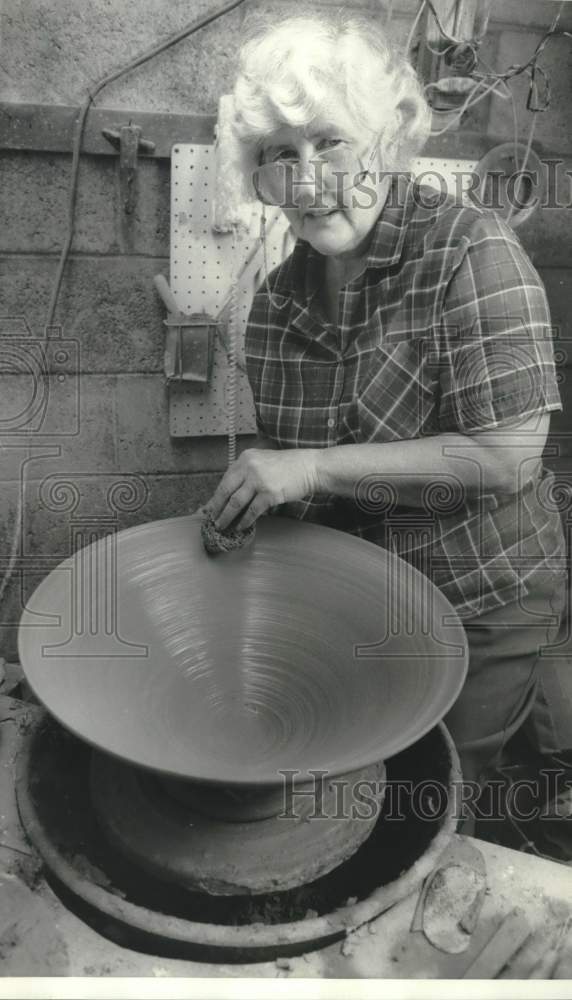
top-left (356, 339), bottom-right (438, 442)
top-left (258, 358), bottom-right (343, 448)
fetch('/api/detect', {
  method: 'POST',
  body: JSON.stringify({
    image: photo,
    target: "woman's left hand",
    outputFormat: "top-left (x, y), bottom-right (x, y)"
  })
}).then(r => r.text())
top-left (205, 448), bottom-right (320, 532)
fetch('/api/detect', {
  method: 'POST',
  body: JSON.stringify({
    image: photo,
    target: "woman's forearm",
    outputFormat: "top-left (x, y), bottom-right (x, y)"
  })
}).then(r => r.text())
top-left (313, 434), bottom-right (521, 509)
top-left (206, 418), bottom-right (547, 532)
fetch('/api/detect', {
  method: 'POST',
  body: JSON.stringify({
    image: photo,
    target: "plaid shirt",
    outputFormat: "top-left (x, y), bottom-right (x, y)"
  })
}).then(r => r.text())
top-left (245, 174), bottom-right (564, 619)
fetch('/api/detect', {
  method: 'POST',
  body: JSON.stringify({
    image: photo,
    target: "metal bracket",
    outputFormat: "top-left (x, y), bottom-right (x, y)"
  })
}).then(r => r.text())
top-left (164, 313), bottom-right (216, 385)
top-left (102, 124), bottom-right (155, 215)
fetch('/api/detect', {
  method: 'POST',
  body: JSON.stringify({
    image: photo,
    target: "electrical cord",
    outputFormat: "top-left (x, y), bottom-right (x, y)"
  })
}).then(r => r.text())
top-left (0, 453), bottom-right (24, 609)
top-left (226, 227), bottom-right (240, 469)
top-left (494, 1), bottom-right (567, 85)
top-left (10, 0), bottom-right (570, 594)
top-left (506, 112), bottom-right (538, 224)
top-left (45, 0), bottom-right (247, 329)
top-left (475, 53), bottom-right (521, 169)
top-left (0, 0), bottom-right (248, 616)
top-left (405, 0), bottom-right (427, 58)
top-left (407, 2), bottom-right (571, 781)
top-left (429, 76), bottom-right (505, 136)
top-left (472, 33), bottom-right (549, 223)
top-left (418, 0), bottom-right (569, 143)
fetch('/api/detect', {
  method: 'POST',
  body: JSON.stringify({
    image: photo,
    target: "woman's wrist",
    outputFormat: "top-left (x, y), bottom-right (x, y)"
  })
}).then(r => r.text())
top-left (312, 446), bottom-right (336, 494)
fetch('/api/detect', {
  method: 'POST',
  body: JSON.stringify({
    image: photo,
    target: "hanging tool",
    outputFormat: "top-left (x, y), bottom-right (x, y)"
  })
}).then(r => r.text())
top-left (154, 274), bottom-right (215, 385)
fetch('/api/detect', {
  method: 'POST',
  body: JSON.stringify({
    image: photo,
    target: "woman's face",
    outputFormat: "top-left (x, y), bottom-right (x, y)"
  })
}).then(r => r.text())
top-left (258, 117), bottom-right (390, 261)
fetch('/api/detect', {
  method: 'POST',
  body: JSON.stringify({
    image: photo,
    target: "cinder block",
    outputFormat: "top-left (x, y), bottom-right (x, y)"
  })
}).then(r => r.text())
top-left (0, 481), bottom-right (20, 554)
top-left (0, 255), bottom-right (168, 372)
top-left (115, 372), bottom-right (255, 473)
top-left (124, 471), bottom-right (220, 523)
top-left (0, 480), bottom-right (27, 661)
top-left (19, 468), bottom-right (217, 555)
top-left (489, 1), bottom-right (572, 31)
top-left (540, 269), bottom-right (572, 342)
top-left (11, 374), bottom-right (120, 478)
top-left (1, 0), bottom-right (242, 113)
top-left (0, 153), bottom-right (170, 258)
top-left (519, 205), bottom-right (572, 270)
top-left (487, 32), bottom-right (572, 155)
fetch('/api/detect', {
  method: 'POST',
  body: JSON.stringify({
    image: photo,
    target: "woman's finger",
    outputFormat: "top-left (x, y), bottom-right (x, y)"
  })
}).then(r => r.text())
top-left (232, 493), bottom-right (274, 532)
top-left (206, 467), bottom-right (246, 520)
top-left (215, 483), bottom-right (257, 531)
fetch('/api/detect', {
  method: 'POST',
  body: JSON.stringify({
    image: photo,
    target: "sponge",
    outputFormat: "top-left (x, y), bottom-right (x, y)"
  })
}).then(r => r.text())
top-left (200, 511), bottom-right (256, 555)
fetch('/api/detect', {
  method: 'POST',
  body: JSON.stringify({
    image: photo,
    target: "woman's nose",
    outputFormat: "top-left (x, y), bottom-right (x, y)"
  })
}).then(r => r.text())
top-left (289, 150), bottom-right (324, 208)
top-left (291, 162), bottom-right (318, 207)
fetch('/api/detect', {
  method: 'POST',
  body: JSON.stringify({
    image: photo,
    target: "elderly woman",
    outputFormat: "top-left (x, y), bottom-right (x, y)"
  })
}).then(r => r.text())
top-left (205, 11), bottom-right (568, 815)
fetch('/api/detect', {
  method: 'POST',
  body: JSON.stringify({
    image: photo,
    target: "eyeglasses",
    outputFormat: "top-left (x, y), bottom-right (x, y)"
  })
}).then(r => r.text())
top-left (252, 139), bottom-right (381, 208)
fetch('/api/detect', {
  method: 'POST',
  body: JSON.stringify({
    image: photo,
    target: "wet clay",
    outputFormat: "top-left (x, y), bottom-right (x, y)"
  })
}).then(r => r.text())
top-left (18, 515), bottom-right (468, 784)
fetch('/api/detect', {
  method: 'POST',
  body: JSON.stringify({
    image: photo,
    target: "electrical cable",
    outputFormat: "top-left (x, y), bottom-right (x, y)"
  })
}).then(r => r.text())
top-left (423, 0), bottom-right (464, 45)
top-left (429, 76), bottom-right (504, 136)
top-left (508, 81), bottom-right (521, 174)
top-left (200, 224), bottom-right (259, 552)
top-left (404, 0), bottom-right (427, 58)
top-left (18, 0), bottom-right (572, 570)
top-left (419, 0), bottom-right (569, 143)
top-left (260, 208), bottom-right (284, 312)
top-left (425, 39), bottom-right (457, 58)
top-left (226, 227), bottom-right (239, 469)
top-left (45, 0), bottom-right (247, 329)
top-left (506, 111), bottom-right (538, 224)
top-left (498, 1), bottom-right (566, 83)
top-left (0, 454), bottom-right (24, 609)
top-left (474, 35), bottom-right (547, 224)
top-left (477, 54), bottom-right (521, 172)
top-left (0, 0), bottom-right (248, 614)
top-left (467, 0), bottom-right (567, 90)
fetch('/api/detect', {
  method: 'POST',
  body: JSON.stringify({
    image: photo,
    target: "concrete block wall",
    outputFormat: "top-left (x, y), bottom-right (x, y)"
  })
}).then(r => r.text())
top-left (1, 0), bottom-right (572, 658)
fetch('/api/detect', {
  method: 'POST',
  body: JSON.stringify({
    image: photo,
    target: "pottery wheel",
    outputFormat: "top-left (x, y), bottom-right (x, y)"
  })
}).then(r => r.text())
top-left (90, 752), bottom-right (387, 895)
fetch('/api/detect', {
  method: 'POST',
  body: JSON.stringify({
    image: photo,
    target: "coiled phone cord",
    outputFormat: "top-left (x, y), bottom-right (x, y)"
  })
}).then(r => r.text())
top-left (226, 227), bottom-right (240, 469)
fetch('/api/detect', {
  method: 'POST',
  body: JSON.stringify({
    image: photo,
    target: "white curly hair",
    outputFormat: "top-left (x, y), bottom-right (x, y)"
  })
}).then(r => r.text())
top-left (232, 9), bottom-right (431, 179)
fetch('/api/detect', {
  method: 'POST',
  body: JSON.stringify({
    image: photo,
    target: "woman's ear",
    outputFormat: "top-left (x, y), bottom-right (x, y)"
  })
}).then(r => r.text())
top-left (385, 109), bottom-right (403, 164)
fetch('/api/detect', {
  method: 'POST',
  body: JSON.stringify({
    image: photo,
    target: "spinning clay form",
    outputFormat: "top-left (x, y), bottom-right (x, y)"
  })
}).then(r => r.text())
top-left (18, 515), bottom-right (468, 784)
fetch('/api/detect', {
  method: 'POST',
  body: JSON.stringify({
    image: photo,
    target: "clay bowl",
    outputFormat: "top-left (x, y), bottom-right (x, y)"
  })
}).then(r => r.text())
top-left (18, 515), bottom-right (468, 785)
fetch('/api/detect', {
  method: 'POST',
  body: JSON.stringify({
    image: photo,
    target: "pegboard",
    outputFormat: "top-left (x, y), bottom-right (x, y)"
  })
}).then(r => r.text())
top-left (169, 150), bottom-right (477, 438)
top-left (414, 156), bottom-right (478, 196)
top-left (169, 144), bottom-right (291, 437)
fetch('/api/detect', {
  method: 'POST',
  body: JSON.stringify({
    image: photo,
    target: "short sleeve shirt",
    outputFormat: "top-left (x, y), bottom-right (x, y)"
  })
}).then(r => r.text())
top-left (244, 174), bottom-right (564, 619)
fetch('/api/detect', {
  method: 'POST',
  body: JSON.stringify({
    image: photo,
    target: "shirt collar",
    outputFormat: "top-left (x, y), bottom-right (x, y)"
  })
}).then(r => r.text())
top-left (364, 172), bottom-right (415, 269)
